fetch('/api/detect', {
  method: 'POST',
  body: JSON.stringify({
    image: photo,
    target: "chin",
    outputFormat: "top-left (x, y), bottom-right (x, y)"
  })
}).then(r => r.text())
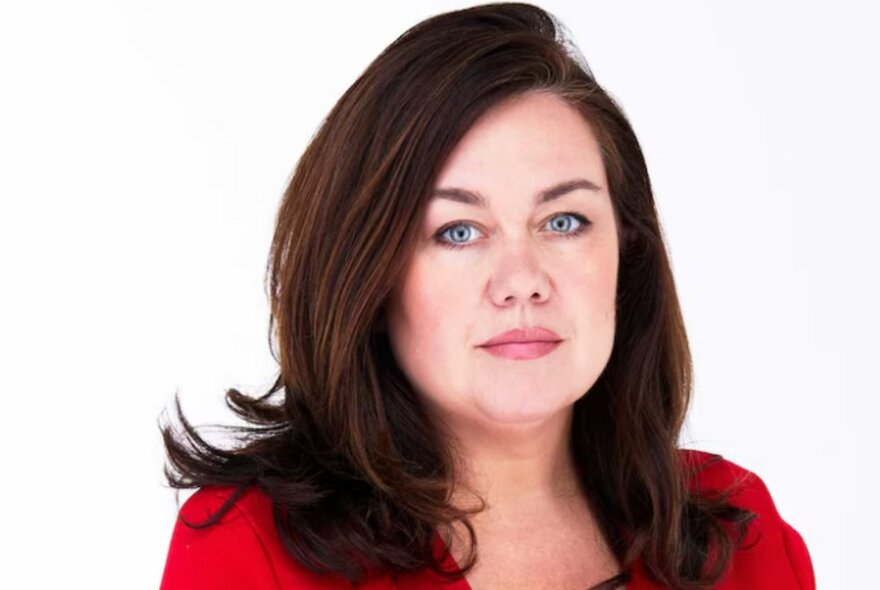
top-left (472, 393), bottom-right (575, 426)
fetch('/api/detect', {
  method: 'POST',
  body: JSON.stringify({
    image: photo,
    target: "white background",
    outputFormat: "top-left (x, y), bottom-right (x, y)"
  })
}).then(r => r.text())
top-left (1, 1), bottom-right (876, 588)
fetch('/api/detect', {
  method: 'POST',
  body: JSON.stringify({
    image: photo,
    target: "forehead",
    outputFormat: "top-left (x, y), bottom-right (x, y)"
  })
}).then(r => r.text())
top-left (431, 92), bottom-right (606, 201)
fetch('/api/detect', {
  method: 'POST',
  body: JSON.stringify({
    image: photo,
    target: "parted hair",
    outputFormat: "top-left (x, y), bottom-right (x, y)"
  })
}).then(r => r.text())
top-left (159, 3), bottom-right (756, 589)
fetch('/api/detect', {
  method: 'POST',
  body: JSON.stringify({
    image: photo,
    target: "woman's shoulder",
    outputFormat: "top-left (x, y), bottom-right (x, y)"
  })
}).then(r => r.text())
top-left (160, 484), bottom-right (354, 589)
top-left (174, 484), bottom-right (276, 535)
top-left (678, 448), bottom-right (801, 519)
top-left (678, 447), bottom-right (757, 492)
top-left (674, 448), bottom-right (816, 589)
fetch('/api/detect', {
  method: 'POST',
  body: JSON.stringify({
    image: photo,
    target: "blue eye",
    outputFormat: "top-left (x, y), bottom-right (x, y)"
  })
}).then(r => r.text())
top-left (439, 224), bottom-right (478, 248)
top-left (434, 212), bottom-right (591, 251)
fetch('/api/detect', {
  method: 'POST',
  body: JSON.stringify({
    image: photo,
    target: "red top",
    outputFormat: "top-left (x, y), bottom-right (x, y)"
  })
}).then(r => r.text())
top-left (160, 449), bottom-right (815, 589)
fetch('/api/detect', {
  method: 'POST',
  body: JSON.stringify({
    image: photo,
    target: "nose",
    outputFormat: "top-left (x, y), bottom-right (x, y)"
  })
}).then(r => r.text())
top-left (486, 241), bottom-right (551, 307)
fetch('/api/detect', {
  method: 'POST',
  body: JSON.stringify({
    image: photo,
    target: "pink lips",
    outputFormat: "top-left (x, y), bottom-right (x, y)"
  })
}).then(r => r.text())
top-left (477, 327), bottom-right (563, 360)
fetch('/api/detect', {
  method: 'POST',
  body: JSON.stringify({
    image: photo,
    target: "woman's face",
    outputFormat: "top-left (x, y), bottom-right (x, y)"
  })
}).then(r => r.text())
top-left (384, 91), bottom-right (619, 431)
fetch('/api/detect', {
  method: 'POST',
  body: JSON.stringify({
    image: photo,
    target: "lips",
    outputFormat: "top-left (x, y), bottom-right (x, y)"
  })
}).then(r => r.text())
top-left (478, 327), bottom-right (562, 347)
top-left (479, 340), bottom-right (562, 360)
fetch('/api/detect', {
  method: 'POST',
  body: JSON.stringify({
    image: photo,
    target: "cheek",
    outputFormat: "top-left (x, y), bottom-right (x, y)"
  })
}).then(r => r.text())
top-left (595, 254), bottom-right (619, 316)
top-left (388, 258), bottom-right (471, 366)
top-left (403, 261), bottom-right (459, 333)
top-left (564, 242), bottom-right (618, 331)
top-left (584, 226), bottom-right (619, 308)
top-left (385, 261), bottom-right (479, 414)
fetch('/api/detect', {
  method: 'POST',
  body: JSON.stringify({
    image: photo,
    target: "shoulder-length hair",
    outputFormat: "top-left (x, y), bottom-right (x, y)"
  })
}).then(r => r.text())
top-left (159, 3), bottom-right (755, 588)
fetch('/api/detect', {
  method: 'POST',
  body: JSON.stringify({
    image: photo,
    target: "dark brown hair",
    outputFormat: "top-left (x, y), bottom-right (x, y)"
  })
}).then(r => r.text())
top-left (159, 3), bottom-right (756, 589)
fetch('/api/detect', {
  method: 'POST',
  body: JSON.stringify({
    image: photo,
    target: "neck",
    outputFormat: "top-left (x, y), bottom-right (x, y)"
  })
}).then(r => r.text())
top-left (446, 405), bottom-right (583, 520)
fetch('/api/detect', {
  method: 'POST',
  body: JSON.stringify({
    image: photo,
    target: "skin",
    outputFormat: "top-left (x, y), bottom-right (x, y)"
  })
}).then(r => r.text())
top-left (383, 90), bottom-right (622, 587)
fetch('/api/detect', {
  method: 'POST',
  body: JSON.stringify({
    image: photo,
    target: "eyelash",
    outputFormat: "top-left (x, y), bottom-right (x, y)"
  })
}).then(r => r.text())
top-left (434, 212), bottom-right (591, 251)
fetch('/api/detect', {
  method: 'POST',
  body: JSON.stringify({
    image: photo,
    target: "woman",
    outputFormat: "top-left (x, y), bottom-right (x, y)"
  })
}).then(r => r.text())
top-left (158, 3), bottom-right (815, 589)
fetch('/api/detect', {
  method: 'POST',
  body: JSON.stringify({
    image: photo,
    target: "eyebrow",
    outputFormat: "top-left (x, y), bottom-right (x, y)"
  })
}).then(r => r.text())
top-left (429, 178), bottom-right (602, 208)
